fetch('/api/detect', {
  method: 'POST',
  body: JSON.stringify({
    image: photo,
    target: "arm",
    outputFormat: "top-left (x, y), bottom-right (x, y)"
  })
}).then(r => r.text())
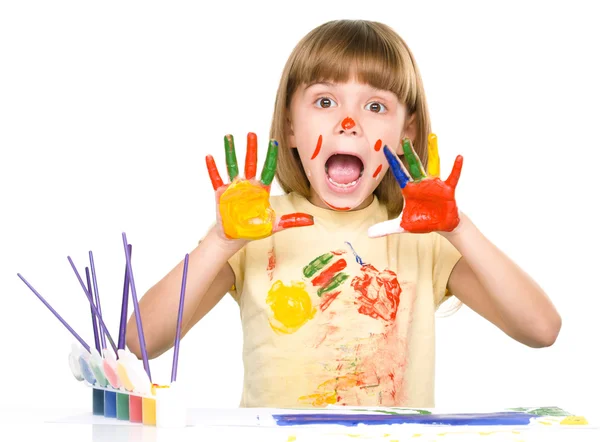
top-left (442, 212), bottom-right (561, 348)
top-left (125, 226), bottom-right (240, 359)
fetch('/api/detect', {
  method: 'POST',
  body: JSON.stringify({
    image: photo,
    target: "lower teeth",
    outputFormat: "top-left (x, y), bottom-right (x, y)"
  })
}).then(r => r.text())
top-left (328, 176), bottom-right (359, 188)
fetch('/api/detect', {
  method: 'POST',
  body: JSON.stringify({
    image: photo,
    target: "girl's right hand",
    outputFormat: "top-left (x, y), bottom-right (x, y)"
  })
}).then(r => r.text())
top-left (205, 132), bottom-right (314, 246)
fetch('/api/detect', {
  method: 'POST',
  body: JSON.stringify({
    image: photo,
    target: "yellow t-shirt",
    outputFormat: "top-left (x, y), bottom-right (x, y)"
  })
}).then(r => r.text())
top-left (226, 192), bottom-right (461, 408)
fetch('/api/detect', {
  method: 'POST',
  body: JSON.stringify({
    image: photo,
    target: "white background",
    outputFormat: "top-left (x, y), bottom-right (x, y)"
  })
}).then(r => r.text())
top-left (1, 0), bottom-right (598, 415)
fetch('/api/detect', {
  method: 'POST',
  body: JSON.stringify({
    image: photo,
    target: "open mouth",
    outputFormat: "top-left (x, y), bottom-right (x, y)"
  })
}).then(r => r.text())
top-left (325, 154), bottom-right (365, 189)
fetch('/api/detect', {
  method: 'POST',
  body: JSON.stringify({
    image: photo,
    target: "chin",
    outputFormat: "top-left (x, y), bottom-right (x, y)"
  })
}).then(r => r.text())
top-left (316, 178), bottom-right (375, 211)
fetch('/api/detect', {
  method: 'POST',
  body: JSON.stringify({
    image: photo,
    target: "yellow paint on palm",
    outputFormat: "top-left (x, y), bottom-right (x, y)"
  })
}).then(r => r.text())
top-left (116, 363), bottom-right (135, 391)
top-left (266, 281), bottom-right (315, 334)
top-left (219, 180), bottom-right (274, 239)
top-left (427, 133), bottom-right (440, 177)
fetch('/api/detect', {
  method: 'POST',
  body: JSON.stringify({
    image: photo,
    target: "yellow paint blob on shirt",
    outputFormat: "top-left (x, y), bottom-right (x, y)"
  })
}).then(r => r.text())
top-left (266, 281), bottom-right (315, 334)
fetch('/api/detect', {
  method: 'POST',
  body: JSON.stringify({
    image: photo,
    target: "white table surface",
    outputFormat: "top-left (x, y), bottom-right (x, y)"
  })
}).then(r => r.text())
top-left (1, 406), bottom-right (599, 442)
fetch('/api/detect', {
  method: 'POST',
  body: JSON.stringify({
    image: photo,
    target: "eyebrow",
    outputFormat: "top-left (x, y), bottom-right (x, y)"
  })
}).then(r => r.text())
top-left (304, 81), bottom-right (336, 90)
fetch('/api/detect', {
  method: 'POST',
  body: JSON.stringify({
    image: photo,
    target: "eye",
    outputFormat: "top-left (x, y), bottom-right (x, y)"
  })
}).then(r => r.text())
top-left (315, 97), bottom-right (337, 108)
top-left (365, 101), bottom-right (387, 113)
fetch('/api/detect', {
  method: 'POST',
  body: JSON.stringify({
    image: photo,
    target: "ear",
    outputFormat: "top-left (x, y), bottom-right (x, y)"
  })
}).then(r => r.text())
top-left (395, 113), bottom-right (417, 156)
top-left (403, 113), bottom-right (417, 142)
top-left (286, 114), bottom-right (297, 149)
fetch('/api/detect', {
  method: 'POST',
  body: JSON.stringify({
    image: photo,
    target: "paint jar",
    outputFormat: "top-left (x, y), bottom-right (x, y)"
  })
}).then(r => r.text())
top-left (142, 396), bottom-right (157, 426)
top-left (102, 352), bottom-right (121, 390)
top-left (155, 383), bottom-right (187, 428)
top-left (129, 395), bottom-right (143, 423)
top-left (89, 350), bottom-right (109, 388)
top-left (116, 392), bottom-right (130, 420)
top-left (92, 388), bottom-right (104, 416)
top-left (104, 390), bottom-right (117, 418)
top-left (78, 351), bottom-right (96, 385)
top-left (68, 343), bottom-right (84, 381)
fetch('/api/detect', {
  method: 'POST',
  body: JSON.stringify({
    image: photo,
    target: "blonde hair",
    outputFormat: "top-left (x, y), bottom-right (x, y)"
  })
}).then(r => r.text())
top-left (270, 19), bottom-right (431, 219)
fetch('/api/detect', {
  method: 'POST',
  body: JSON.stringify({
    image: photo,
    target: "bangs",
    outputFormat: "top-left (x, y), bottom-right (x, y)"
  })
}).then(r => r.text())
top-left (286, 20), bottom-right (418, 111)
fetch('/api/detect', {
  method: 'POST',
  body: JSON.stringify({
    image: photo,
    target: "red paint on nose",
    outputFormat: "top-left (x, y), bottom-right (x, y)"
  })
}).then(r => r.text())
top-left (341, 117), bottom-right (355, 130)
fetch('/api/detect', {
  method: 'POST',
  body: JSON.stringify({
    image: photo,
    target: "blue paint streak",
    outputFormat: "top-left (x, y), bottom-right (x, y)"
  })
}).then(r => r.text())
top-left (273, 412), bottom-right (538, 427)
top-left (344, 241), bottom-right (365, 266)
top-left (383, 145), bottom-right (410, 188)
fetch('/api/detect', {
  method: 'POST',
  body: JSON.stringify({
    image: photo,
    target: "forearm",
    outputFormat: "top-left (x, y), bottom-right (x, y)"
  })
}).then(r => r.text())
top-left (442, 212), bottom-right (561, 346)
top-left (125, 226), bottom-right (242, 358)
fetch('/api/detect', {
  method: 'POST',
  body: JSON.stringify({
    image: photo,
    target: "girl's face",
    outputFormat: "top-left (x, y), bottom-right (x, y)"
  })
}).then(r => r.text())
top-left (288, 78), bottom-right (414, 211)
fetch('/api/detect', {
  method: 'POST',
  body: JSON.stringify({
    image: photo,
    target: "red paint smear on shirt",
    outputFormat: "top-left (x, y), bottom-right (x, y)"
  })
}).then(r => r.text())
top-left (267, 247), bottom-right (276, 281)
top-left (374, 139), bottom-right (382, 152)
top-left (319, 290), bottom-right (341, 312)
top-left (373, 164), bottom-right (383, 179)
top-left (311, 135), bottom-right (323, 160)
top-left (312, 259), bottom-right (347, 286)
top-left (400, 179), bottom-right (460, 233)
top-left (351, 264), bottom-right (401, 322)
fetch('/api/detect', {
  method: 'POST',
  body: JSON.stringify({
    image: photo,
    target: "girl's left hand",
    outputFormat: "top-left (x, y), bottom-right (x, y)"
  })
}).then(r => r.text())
top-left (368, 134), bottom-right (463, 237)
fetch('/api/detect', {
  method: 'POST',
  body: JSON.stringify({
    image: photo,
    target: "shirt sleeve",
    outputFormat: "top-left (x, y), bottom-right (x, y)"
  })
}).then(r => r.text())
top-left (431, 232), bottom-right (462, 307)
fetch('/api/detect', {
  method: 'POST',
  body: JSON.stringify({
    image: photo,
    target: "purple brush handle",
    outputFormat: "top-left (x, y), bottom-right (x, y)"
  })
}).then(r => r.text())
top-left (122, 232), bottom-right (151, 382)
top-left (67, 256), bottom-right (118, 355)
top-left (17, 273), bottom-right (90, 353)
top-left (171, 253), bottom-right (189, 383)
top-left (89, 251), bottom-right (107, 351)
top-left (118, 244), bottom-right (131, 350)
top-left (86, 267), bottom-right (101, 353)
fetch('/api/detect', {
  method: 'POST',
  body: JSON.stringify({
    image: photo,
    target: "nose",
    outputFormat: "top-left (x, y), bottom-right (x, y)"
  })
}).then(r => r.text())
top-left (339, 116), bottom-right (358, 135)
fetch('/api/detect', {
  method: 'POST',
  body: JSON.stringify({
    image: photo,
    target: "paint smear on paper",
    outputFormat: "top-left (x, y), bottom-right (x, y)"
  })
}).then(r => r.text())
top-left (272, 412), bottom-right (539, 426)
top-left (266, 281), bottom-right (315, 334)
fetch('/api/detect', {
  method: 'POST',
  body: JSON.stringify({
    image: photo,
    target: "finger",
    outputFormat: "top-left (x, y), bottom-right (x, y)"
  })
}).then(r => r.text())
top-left (445, 155), bottom-right (464, 189)
top-left (205, 155), bottom-right (224, 190)
top-left (272, 213), bottom-right (314, 233)
top-left (383, 145), bottom-right (411, 188)
top-left (402, 138), bottom-right (426, 180)
top-left (224, 134), bottom-right (239, 181)
top-left (367, 218), bottom-right (405, 238)
top-left (427, 133), bottom-right (440, 178)
top-left (260, 139), bottom-right (279, 186)
top-left (245, 132), bottom-right (258, 180)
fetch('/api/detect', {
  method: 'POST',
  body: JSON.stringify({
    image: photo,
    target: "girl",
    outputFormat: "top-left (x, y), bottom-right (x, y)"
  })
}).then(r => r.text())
top-left (127, 19), bottom-right (561, 408)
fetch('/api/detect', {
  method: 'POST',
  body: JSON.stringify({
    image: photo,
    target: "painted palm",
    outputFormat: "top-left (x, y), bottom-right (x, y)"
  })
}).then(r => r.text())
top-left (369, 134), bottom-right (463, 236)
top-left (206, 133), bottom-right (314, 240)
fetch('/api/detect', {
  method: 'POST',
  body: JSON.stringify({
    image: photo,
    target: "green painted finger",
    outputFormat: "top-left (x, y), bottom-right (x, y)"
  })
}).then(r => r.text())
top-left (260, 140), bottom-right (279, 186)
top-left (224, 134), bottom-right (239, 181)
top-left (402, 138), bottom-right (426, 181)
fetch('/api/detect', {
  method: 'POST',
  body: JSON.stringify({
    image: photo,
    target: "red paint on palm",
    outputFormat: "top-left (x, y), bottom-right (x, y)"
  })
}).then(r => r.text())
top-left (400, 177), bottom-right (459, 233)
top-left (351, 264), bottom-right (401, 322)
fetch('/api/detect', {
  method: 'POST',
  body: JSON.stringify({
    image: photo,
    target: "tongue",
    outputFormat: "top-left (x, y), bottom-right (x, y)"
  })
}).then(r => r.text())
top-left (326, 154), bottom-right (362, 184)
